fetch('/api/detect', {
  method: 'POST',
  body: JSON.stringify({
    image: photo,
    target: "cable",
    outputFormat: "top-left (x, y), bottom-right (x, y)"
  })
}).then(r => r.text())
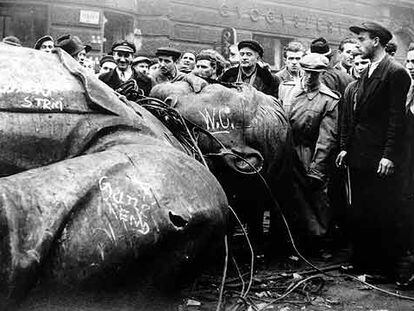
top-left (227, 205), bottom-right (255, 298)
top-left (231, 256), bottom-right (246, 297)
top-left (218, 151), bottom-right (327, 275)
top-left (343, 274), bottom-right (414, 302)
top-left (257, 275), bottom-right (324, 311)
top-left (216, 234), bottom-right (229, 311)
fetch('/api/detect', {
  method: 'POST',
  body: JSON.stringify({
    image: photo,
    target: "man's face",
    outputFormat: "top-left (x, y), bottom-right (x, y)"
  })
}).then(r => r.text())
top-left (406, 50), bottom-right (414, 79)
top-left (180, 52), bottom-right (196, 72)
top-left (239, 47), bottom-right (259, 69)
top-left (340, 42), bottom-right (358, 68)
top-left (285, 51), bottom-right (304, 73)
top-left (353, 55), bottom-right (370, 75)
top-left (194, 59), bottom-right (215, 79)
top-left (76, 49), bottom-right (87, 65)
top-left (302, 70), bottom-right (320, 87)
top-left (40, 40), bottom-right (54, 53)
top-left (113, 50), bottom-right (133, 72)
top-left (158, 55), bottom-right (175, 74)
top-left (357, 31), bottom-right (377, 60)
top-left (99, 61), bottom-right (116, 75)
top-left (134, 62), bottom-right (149, 75)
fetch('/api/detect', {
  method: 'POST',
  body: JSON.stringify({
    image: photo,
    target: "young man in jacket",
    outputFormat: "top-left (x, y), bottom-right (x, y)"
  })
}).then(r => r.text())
top-left (336, 22), bottom-right (412, 285)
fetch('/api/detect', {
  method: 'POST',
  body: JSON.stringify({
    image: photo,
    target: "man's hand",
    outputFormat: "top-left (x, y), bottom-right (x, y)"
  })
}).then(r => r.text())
top-left (377, 158), bottom-right (394, 177)
top-left (335, 151), bottom-right (347, 168)
top-left (176, 74), bottom-right (208, 93)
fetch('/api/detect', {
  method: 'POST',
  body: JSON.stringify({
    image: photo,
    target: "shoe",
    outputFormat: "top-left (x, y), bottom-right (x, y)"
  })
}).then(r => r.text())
top-left (395, 253), bottom-right (414, 289)
top-left (396, 274), bottom-right (414, 289)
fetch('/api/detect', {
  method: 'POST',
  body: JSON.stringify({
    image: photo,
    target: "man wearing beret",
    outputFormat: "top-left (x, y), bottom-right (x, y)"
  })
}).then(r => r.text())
top-left (336, 22), bottom-right (412, 285)
top-left (34, 35), bottom-right (54, 53)
top-left (99, 40), bottom-right (153, 98)
top-left (151, 47), bottom-right (186, 84)
top-left (219, 40), bottom-right (279, 98)
top-left (281, 53), bottom-right (339, 254)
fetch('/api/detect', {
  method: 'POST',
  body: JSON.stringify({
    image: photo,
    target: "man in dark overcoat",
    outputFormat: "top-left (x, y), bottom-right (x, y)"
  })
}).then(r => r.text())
top-left (219, 40), bottom-right (279, 98)
top-left (337, 22), bottom-right (412, 284)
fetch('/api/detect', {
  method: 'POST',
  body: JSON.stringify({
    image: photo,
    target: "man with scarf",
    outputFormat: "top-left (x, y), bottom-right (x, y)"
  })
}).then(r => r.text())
top-left (219, 40), bottom-right (278, 98)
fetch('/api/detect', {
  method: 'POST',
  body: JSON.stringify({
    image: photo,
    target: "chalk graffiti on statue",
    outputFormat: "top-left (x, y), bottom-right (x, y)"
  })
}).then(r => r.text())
top-left (199, 107), bottom-right (235, 134)
top-left (22, 96), bottom-right (64, 111)
top-left (98, 176), bottom-right (154, 235)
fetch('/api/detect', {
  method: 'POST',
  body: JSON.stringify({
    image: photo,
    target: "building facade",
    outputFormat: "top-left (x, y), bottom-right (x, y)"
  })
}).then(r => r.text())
top-left (1, 0), bottom-right (413, 67)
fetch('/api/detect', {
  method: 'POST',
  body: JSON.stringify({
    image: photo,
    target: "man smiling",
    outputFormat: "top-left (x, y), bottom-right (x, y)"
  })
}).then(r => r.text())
top-left (334, 38), bottom-right (359, 75)
top-left (99, 40), bottom-right (152, 97)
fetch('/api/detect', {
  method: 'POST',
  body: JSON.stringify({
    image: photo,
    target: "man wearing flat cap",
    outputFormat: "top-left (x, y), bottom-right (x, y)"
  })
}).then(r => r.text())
top-left (98, 55), bottom-right (116, 76)
top-left (133, 56), bottom-right (151, 76)
top-left (281, 53), bottom-right (340, 254)
top-left (219, 40), bottom-right (279, 98)
top-left (151, 47), bottom-right (186, 84)
top-left (336, 21), bottom-right (412, 285)
top-left (56, 35), bottom-right (91, 66)
top-left (34, 35), bottom-right (54, 53)
top-left (99, 40), bottom-right (153, 98)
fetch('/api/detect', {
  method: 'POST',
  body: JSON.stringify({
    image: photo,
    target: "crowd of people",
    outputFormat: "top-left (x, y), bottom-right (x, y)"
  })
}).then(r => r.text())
top-left (3, 20), bottom-right (414, 288)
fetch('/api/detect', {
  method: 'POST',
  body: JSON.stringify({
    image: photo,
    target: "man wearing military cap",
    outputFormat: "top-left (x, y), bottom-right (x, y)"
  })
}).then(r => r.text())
top-left (280, 53), bottom-right (340, 254)
top-left (151, 47), bottom-right (187, 84)
top-left (336, 21), bottom-right (412, 285)
top-left (219, 40), bottom-right (279, 97)
top-left (99, 40), bottom-right (153, 98)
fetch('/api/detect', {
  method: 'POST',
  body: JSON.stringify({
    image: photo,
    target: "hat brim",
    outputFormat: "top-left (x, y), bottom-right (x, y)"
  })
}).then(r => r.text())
top-left (133, 57), bottom-right (151, 65)
top-left (113, 46), bottom-right (134, 53)
top-left (349, 25), bottom-right (367, 35)
top-left (238, 43), bottom-right (264, 57)
top-left (302, 68), bottom-right (326, 72)
top-left (34, 36), bottom-right (54, 50)
top-left (155, 52), bottom-right (181, 61)
top-left (323, 48), bottom-right (332, 57)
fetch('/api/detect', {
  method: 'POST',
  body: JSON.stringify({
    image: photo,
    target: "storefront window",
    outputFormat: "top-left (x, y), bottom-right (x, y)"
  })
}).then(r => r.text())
top-left (0, 2), bottom-right (47, 47)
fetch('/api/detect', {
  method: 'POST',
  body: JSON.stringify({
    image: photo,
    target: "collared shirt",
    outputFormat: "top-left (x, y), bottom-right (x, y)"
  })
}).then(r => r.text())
top-left (368, 53), bottom-right (385, 78)
top-left (116, 67), bottom-right (133, 82)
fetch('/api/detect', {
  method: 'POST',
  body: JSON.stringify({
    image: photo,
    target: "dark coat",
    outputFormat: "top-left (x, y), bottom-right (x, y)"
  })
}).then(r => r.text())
top-left (219, 65), bottom-right (279, 98)
top-left (339, 80), bottom-right (358, 152)
top-left (99, 67), bottom-right (153, 96)
top-left (344, 54), bottom-right (411, 171)
top-left (321, 66), bottom-right (354, 97)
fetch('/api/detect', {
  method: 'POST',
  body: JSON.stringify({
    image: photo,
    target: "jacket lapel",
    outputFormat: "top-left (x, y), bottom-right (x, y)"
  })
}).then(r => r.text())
top-left (356, 55), bottom-right (390, 110)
